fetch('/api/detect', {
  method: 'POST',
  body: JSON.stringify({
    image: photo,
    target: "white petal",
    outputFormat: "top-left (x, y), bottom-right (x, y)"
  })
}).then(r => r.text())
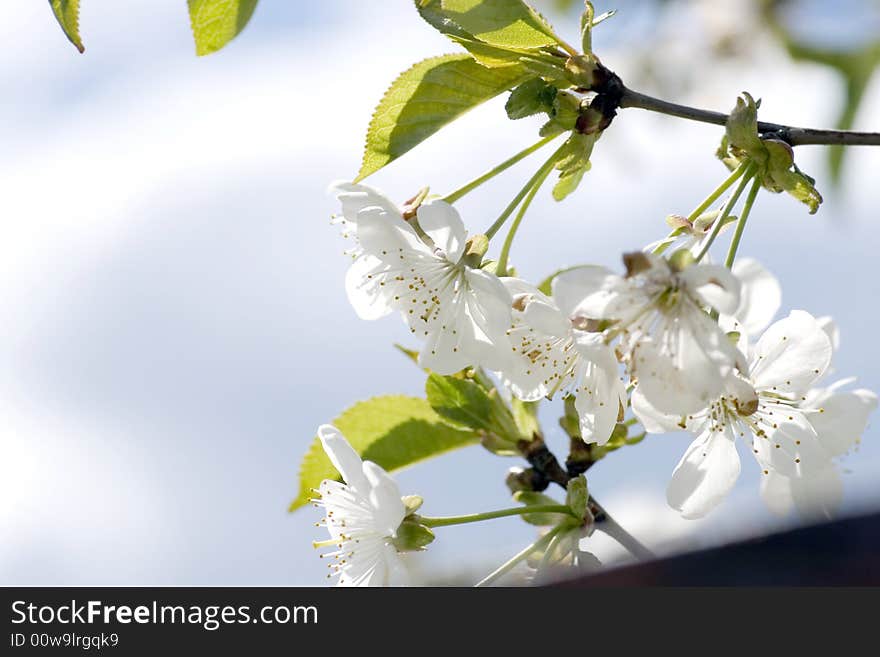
top-left (520, 295), bottom-right (569, 338)
top-left (631, 387), bottom-right (684, 434)
top-left (501, 276), bottom-right (540, 298)
top-left (749, 310), bottom-right (832, 395)
top-left (345, 255), bottom-right (395, 320)
top-left (362, 460), bottom-right (406, 535)
top-left (572, 332), bottom-right (626, 445)
top-left (789, 465), bottom-right (844, 521)
top-left (504, 276), bottom-right (567, 336)
top-left (382, 547), bottom-right (411, 586)
top-left (731, 257), bottom-right (782, 335)
top-left (356, 207), bottom-right (428, 263)
top-left (761, 466), bottom-right (844, 522)
top-left (816, 315), bottom-right (840, 352)
top-left (631, 307), bottom-right (738, 416)
top-left (667, 426), bottom-right (741, 518)
top-left (760, 470), bottom-right (795, 516)
top-left (330, 181), bottom-right (400, 224)
top-left (752, 407), bottom-right (827, 477)
top-left (805, 386), bottom-right (878, 457)
top-left (552, 266), bottom-right (622, 318)
top-left (459, 268), bottom-right (513, 370)
top-left (680, 263), bottom-right (741, 315)
top-left (318, 425), bottom-right (369, 493)
top-left (416, 200), bottom-right (467, 262)
top-left (418, 313), bottom-right (472, 375)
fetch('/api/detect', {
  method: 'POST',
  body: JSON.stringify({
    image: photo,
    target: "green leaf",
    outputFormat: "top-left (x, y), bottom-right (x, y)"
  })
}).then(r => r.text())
top-left (425, 373), bottom-right (493, 431)
top-left (418, 0), bottom-right (560, 49)
top-left (187, 0), bottom-right (259, 56)
top-left (505, 78), bottom-right (557, 120)
top-left (552, 132), bottom-right (597, 201)
top-left (290, 395), bottom-right (478, 511)
top-left (511, 398), bottom-right (541, 438)
top-left (357, 54), bottom-right (531, 180)
top-left (49, 0), bottom-right (84, 53)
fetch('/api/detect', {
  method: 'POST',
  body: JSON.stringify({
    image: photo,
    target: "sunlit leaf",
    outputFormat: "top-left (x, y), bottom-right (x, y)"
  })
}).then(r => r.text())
top-left (418, 0), bottom-right (560, 49)
top-left (187, 0), bottom-right (259, 56)
top-left (357, 53), bottom-right (531, 180)
top-left (290, 395), bottom-right (478, 511)
top-left (48, 0), bottom-right (84, 53)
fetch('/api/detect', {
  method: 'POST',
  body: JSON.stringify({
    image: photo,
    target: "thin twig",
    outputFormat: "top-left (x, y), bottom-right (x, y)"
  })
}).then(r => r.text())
top-left (619, 87), bottom-right (880, 147)
top-left (590, 500), bottom-right (655, 561)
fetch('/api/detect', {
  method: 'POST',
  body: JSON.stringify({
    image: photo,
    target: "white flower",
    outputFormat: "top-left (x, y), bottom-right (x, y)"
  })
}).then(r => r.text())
top-left (340, 189), bottom-right (512, 374)
top-left (500, 275), bottom-right (626, 445)
top-left (760, 378), bottom-right (877, 520)
top-left (641, 310), bottom-right (835, 518)
top-left (569, 253), bottom-right (744, 415)
top-left (313, 424), bottom-right (409, 586)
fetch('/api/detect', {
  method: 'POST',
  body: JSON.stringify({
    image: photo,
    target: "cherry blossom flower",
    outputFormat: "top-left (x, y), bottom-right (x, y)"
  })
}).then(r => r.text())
top-left (566, 253), bottom-right (744, 415)
top-left (341, 191), bottom-right (512, 374)
top-left (644, 310), bottom-right (835, 518)
top-left (501, 276), bottom-right (625, 445)
top-left (313, 425), bottom-right (409, 586)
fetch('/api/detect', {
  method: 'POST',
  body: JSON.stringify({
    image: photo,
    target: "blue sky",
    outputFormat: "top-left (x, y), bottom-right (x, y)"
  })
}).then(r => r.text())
top-left (1, 0), bottom-right (878, 584)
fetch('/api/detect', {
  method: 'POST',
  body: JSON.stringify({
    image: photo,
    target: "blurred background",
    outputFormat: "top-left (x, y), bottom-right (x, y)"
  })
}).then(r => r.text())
top-left (1, 0), bottom-right (878, 585)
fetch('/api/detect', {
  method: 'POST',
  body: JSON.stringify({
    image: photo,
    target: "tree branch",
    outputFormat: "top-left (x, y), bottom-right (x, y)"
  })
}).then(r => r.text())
top-left (619, 87), bottom-right (880, 147)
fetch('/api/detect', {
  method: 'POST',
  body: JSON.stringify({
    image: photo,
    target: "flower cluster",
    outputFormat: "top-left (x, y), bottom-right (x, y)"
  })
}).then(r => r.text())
top-left (330, 182), bottom-right (876, 518)
top-left (311, 179), bottom-right (877, 586)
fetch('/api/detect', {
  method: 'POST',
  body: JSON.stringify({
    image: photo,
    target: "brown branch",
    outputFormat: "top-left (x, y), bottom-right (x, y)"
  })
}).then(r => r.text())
top-left (619, 87), bottom-right (880, 147)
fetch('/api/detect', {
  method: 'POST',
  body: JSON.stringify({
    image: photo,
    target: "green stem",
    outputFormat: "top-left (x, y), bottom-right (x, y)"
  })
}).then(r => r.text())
top-left (652, 163), bottom-right (750, 255)
top-left (723, 176), bottom-right (762, 269)
top-left (694, 162), bottom-right (755, 263)
top-left (484, 142), bottom-right (567, 240)
top-left (442, 135), bottom-right (558, 205)
top-left (418, 504), bottom-right (573, 528)
top-left (475, 524), bottom-right (567, 587)
top-left (495, 162), bottom-right (554, 276)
